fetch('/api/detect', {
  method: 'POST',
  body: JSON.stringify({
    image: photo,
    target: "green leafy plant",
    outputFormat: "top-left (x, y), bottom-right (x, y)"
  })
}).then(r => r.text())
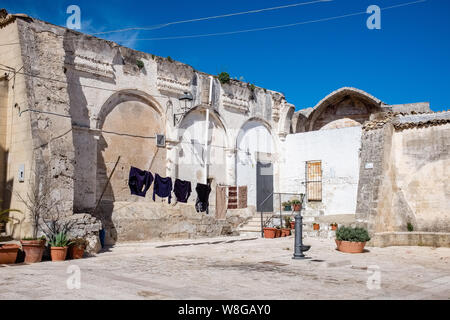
top-left (407, 222), bottom-right (414, 232)
top-left (136, 59), bottom-right (144, 69)
top-left (284, 216), bottom-right (292, 228)
top-left (48, 232), bottom-right (72, 248)
top-left (69, 238), bottom-right (88, 248)
top-left (218, 72), bottom-right (230, 84)
top-left (0, 200), bottom-right (21, 224)
top-left (275, 225), bottom-right (281, 230)
top-left (336, 226), bottom-right (371, 242)
top-left (281, 201), bottom-right (291, 207)
top-left (248, 83), bottom-right (256, 91)
top-left (291, 199), bottom-right (301, 205)
top-left (330, 223), bottom-right (338, 227)
top-left (167, 56), bottom-right (174, 63)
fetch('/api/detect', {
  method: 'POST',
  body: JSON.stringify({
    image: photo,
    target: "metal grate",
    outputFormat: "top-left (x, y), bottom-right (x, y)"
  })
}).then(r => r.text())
top-left (306, 161), bottom-right (322, 201)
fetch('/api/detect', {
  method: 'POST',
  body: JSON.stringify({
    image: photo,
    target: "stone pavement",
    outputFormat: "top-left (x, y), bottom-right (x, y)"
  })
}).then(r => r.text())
top-left (1, 235), bottom-right (449, 300)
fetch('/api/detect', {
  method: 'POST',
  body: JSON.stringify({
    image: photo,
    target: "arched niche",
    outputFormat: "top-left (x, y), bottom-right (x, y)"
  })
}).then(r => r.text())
top-left (236, 119), bottom-right (274, 207)
top-left (307, 87), bottom-right (384, 131)
top-left (96, 90), bottom-right (166, 203)
top-left (177, 107), bottom-right (229, 186)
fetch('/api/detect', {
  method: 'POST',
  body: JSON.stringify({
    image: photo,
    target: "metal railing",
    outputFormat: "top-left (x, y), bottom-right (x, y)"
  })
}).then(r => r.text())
top-left (259, 192), bottom-right (306, 237)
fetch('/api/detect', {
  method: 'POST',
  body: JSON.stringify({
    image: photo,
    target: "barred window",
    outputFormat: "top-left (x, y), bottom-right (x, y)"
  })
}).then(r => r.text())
top-left (306, 161), bottom-right (322, 201)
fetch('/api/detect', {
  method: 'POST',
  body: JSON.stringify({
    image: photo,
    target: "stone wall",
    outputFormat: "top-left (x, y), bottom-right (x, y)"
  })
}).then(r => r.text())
top-left (0, 14), bottom-right (293, 242)
top-left (356, 115), bottom-right (450, 235)
top-left (99, 201), bottom-right (252, 244)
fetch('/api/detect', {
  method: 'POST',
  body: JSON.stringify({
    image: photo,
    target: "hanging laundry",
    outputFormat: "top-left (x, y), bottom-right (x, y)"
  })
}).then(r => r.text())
top-left (195, 183), bottom-right (211, 213)
top-left (173, 179), bottom-right (192, 203)
top-left (128, 166), bottom-right (153, 197)
top-left (153, 173), bottom-right (173, 203)
top-left (227, 186), bottom-right (238, 209)
top-left (215, 185), bottom-right (227, 220)
top-left (238, 186), bottom-right (248, 209)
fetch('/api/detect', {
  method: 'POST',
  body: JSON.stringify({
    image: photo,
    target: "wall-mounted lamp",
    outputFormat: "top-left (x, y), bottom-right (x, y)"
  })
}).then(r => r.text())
top-left (173, 91), bottom-right (193, 126)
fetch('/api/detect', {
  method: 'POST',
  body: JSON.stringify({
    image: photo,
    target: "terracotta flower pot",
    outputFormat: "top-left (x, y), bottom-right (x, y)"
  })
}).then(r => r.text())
top-left (50, 246), bottom-right (68, 261)
top-left (281, 228), bottom-right (291, 237)
top-left (20, 239), bottom-right (46, 263)
top-left (313, 224), bottom-right (320, 231)
top-left (69, 245), bottom-right (85, 259)
top-left (0, 244), bottom-right (20, 264)
top-left (263, 227), bottom-right (277, 239)
top-left (335, 240), bottom-right (366, 253)
top-left (293, 204), bottom-right (302, 212)
top-left (331, 225), bottom-right (338, 231)
top-left (290, 221), bottom-right (295, 229)
top-left (275, 229), bottom-right (282, 238)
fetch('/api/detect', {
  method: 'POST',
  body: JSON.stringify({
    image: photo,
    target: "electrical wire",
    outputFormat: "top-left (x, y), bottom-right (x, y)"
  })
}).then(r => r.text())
top-left (0, 0), bottom-right (426, 46)
top-left (123, 0), bottom-right (427, 41)
top-left (92, 0), bottom-right (333, 35)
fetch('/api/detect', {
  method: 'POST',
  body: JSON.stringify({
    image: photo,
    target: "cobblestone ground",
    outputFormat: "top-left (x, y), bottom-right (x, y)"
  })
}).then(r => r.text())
top-left (1, 235), bottom-right (449, 300)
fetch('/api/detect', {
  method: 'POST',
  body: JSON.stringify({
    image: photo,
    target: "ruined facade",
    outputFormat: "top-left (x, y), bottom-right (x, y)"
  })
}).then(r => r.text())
top-left (0, 11), bottom-right (448, 248)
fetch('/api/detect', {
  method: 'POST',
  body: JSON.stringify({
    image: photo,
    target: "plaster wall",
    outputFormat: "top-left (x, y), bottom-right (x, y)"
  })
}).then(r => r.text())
top-left (0, 20), bottom-right (36, 238)
top-left (279, 126), bottom-right (362, 215)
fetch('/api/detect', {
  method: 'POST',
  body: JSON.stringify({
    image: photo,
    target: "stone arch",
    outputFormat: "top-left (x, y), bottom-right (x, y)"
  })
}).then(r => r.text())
top-left (279, 103), bottom-right (295, 136)
top-left (307, 87), bottom-right (385, 131)
top-left (176, 106), bottom-right (229, 186)
top-left (96, 89), bottom-right (166, 204)
top-left (96, 89), bottom-right (164, 129)
top-left (236, 118), bottom-right (275, 208)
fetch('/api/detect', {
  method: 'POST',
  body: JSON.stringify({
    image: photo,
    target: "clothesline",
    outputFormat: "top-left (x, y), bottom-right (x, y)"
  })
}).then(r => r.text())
top-left (128, 166), bottom-right (211, 213)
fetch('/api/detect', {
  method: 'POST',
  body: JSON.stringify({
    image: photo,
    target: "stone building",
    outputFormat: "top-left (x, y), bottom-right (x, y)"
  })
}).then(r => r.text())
top-left (0, 10), bottom-right (449, 249)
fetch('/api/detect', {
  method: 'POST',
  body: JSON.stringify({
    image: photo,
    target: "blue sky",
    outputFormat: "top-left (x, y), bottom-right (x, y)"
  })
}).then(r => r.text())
top-left (2, 0), bottom-right (449, 111)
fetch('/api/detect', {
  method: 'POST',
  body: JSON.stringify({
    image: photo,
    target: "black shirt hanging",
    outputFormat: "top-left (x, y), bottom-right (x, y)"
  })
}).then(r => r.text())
top-left (195, 183), bottom-right (211, 213)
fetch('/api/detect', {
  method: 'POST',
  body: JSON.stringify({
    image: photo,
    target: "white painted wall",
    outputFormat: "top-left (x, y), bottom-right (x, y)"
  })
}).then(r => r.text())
top-left (177, 110), bottom-right (227, 187)
top-left (279, 126), bottom-right (362, 215)
top-left (236, 121), bottom-right (273, 207)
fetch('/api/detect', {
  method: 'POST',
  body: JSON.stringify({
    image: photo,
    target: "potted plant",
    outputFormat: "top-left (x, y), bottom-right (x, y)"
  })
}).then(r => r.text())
top-left (335, 226), bottom-right (371, 253)
top-left (282, 201), bottom-right (291, 211)
top-left (330, 223), bottom-right (338, 231)
top-left (275, 226), bottom-right (282, 238)
top-left (263, 227), bottom-right (277, 239)
top-left (291, 199), bottom-right (302, 212)
top-left (0, 243), bottom-right (21, 264)
top-left (14, 174), bottom-right (61, 263)
top-left (20, 235), bottom-right (47, 263)
top-left (69, 238), bottom-right (88, 259)
top-left (282, 216), bottom-right (291, 236)
top-left (313, 223), bottom-right (320, 231)
top-left (49, 232), bottom-right (72, 261)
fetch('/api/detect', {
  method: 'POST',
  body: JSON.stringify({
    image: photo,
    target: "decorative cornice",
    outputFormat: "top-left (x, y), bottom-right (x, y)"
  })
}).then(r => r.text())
top-left (65, 54), bottom-right (114, 79)
top-left (157, 76), bottom-right (190, 96)
top-left (222, 95), bottom-right (249, 113)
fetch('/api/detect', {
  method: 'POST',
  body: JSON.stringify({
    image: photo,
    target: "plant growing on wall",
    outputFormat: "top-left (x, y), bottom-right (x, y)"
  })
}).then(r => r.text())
top-left (218, 72), bottom-right (230, 84)
top-left (167, 56), bottom-right (174, 63)
top-left (136, 59), bottom-right (144, 69)
top-left (407, 222), bottom-right (414, 232)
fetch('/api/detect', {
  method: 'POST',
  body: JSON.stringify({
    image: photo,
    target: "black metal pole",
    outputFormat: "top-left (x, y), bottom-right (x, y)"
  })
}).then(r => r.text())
top-left (292, 212), bottom-right (305, 259)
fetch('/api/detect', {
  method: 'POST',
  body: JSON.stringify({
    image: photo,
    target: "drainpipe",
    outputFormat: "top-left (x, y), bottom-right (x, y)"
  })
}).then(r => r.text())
top-left (204, 76), bottom-right (213, 184)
